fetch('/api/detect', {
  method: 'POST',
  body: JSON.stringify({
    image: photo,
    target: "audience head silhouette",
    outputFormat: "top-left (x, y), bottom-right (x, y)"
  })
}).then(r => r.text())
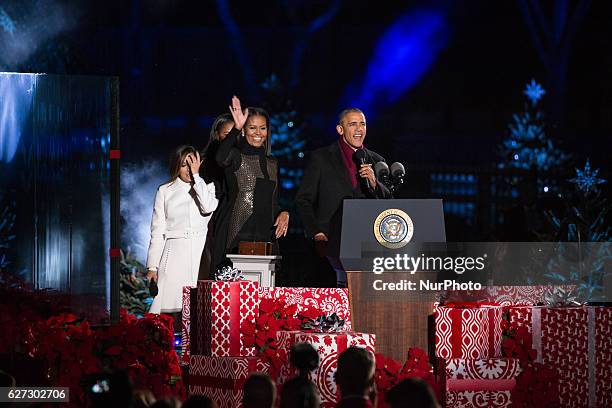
top-left (280, 376), bottom-right (320, 408)
top-left (243, 372), bottom-right (276, 408)
top-left (150, 397), bottom-right (182, 408)
top-left (290, 342), bottom-right (320, 378)
top-left (182, 395), bottom-right (217, 408)
top-left (335, 347), bottom-right (376, 397)
top-left (385, 378), bottom-right (439, 408)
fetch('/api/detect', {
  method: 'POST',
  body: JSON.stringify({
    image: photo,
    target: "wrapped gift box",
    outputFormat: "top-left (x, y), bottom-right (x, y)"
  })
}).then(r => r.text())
top-left (276, 330), bottom-right (375, 407)
top-left (196, 280), bottom-right (259, 357)
top-left (189, 354), bottom-right (269, 408)
top-left (439, 358), bottom-right (521, 408)
top-left (189, 288), bottom-right (199, 355)
top-left (180, 286), bottom-right (195, 364)
top-left (445, 285), bottom-right (577, 306)
top-left (435, 305), bottom-right (503, 359)
top-left (507, 305), bottom-right (612, 408)
top-left (259, 287), bottom-right (352, 330)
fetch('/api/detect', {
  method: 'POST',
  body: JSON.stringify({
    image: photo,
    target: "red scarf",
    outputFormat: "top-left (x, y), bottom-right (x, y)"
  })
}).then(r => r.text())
top-left (338, 139), bottom-right (361, 188)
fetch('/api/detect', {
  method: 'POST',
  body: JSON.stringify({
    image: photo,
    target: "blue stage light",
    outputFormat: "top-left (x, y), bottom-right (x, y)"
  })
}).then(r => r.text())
top-left (341, 8), bottom-right (448, 116)
top-left (0, 73), bottom-right (40, 163)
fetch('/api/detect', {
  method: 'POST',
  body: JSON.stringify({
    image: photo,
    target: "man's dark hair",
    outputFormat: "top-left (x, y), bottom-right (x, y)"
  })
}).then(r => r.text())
top-left (243, 373), bottom-right (275, 408)
top-left (385, 378), bottom-right (439, 408)
top-left (335, 346), bottom-right (375, 396)
top-left (338, 108), bottom-right (364, 124)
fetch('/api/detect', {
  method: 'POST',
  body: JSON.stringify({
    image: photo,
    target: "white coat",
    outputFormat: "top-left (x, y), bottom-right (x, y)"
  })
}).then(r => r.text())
top-left (146, 174), bottom-right (218, 313)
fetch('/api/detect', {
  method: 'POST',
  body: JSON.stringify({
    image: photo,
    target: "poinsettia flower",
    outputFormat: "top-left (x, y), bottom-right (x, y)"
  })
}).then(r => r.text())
top-left (285, 316), bottom-right (302, 330)
top-left (259, 298), bottom-right (279, 314)
top-left (299, 306), bottom-right (321, 320)
top-left (283, 303), bottom-right (297, 316)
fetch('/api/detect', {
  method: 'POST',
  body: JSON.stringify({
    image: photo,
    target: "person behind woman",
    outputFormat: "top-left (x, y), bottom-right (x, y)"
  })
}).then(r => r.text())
top-left (201, 113), bottom-right (234, 186)
top-left (198, 113), bottom-right (235, 279)
top-left (146, 145), bottom-right (218, 314)
top-left (211, 96), bottom-right (289, 270)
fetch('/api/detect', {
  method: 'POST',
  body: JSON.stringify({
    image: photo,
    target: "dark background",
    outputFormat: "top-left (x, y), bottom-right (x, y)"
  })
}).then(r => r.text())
top-left (1, 0), bottom-right (610, 285)
top-left (2, 0), bottom-right (610, 162)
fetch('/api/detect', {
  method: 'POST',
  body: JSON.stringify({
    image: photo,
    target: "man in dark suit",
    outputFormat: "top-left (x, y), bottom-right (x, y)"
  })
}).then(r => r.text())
top-left (296, 108), bottom-right (391, 287)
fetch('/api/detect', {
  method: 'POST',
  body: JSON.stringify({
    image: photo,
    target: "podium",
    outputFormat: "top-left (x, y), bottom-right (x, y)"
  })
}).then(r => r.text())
top-left (226, 254), bottom-right (280, 288)
top-left (340, 199), bottom-right (445, 360)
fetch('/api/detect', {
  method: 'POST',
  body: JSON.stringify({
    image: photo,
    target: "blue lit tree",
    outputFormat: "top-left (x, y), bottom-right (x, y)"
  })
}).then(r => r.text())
top-left (261, 74), bottom-right (306, 222)
top-left (547, 160), bottom-right (610, 242)
top-left (498, 79), bottom-right (569, 173)
top-left (542, 160), bottom-right (610, 303)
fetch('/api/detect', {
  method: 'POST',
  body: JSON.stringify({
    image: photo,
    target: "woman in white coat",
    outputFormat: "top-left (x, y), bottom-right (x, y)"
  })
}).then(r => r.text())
top-left (146, 145), bottom-right (219, 314)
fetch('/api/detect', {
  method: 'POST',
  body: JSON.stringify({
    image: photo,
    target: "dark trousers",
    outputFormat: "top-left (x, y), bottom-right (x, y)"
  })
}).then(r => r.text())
top-left (312, 240), bottom-right (344, 288)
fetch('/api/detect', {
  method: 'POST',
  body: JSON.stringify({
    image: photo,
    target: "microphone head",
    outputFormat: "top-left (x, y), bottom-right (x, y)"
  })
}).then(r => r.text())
top-left (352, 148), bottom-right (367, 163)
top-left (374, 161), bottom-right (389, 178)
top-left (389, 162), bottom-right (405, 178)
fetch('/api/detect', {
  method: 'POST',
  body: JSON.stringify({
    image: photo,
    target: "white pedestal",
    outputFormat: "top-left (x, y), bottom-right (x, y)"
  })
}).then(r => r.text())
top-left (226, 254), bottom-right (281, 288)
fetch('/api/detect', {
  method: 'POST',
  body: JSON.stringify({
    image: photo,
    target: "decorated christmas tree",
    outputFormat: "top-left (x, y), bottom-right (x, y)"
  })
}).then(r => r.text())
top-left (553, 159), bottom-right (610, 241)
top-left (498, 79), bottom-right (569, 173)
top-left (542, 159), bottom-right (610, 303)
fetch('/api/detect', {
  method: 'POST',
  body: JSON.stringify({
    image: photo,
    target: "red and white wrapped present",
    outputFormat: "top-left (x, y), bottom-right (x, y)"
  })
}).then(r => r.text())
top-left (275, 330), bottom-right (375, 407)
top-left (507, 305), bottom-right (612, 408)
top-left (439, 358), bottom-right (521, 408)
top-left (189, 354), bottom-right (269, 408)
top-left (180, 286), bottom-right (195, 364)
top-left (259, 287), bottom-right (352, 330)
top-left (196, 280), bottom-right (259, 357)
top-left (445, 285), bottom-right (577, 306)
top-left (435, 304), bottom-right (503, 359)
top-left (190, 288), bottom-right (199, 355)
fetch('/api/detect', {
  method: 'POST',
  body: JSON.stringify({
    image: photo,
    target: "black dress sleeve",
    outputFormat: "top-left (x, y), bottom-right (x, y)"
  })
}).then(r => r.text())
top-left (273, 160), bottom-right (283, 218)
top-left (215, 127), bottom-right (242, 169)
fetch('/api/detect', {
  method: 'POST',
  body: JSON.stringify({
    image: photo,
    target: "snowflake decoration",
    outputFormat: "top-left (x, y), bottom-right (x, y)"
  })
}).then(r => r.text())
top-left (523, 79), bottom-right (546, 105)
top-left (0, 7), bottom-right (16, 35)
top-left (569, 159), bottom-right (606, 194)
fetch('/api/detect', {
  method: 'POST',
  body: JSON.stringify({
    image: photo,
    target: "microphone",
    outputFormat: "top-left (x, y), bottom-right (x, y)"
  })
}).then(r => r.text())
top-left (352, 149), bottom-right (371, 190)
top-left (389, 162), bottom-right (405, 178)
top-left (374, 161), bottom-right (389, 181)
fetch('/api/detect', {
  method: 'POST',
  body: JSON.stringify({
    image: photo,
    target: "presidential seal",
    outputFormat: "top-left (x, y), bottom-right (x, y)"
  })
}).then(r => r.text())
top-left (373, 209), bottom-right (414, 249)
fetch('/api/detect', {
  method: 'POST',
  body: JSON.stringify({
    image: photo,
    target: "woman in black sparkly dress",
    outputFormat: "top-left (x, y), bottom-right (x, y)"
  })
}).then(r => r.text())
top-left (211, 96), bottom-right (289, 272)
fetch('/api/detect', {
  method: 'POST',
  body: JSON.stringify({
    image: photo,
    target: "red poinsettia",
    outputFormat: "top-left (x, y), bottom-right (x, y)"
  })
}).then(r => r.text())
top-left (1, 273), bottom-right (186, 407)
top-left (95, 310), bottom-right (185, 400)
top-left (510, 362), bottom-right (560, 408)
top-left (502, 324), bottom-right (537, 361)
top-left (374, 348), bottom-right (439, 408)
top-left (28, 313), bottom-right (100, 406)
top-left (241, 297), bottom-right (325, 377)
